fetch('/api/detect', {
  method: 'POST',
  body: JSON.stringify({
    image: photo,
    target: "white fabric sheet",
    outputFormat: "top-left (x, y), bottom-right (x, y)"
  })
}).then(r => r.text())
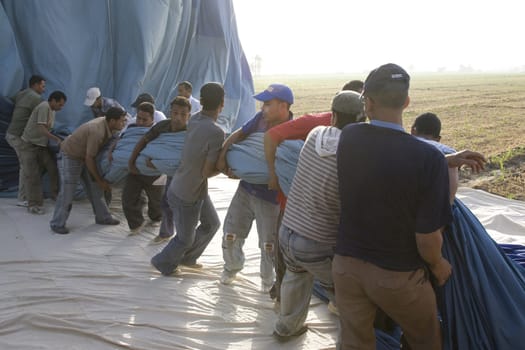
top-left (1, 181), bottom-right (524, 349)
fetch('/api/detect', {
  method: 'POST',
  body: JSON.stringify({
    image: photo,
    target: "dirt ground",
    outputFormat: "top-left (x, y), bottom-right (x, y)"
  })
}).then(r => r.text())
top-left (460, 148), bottom-right (525, 201)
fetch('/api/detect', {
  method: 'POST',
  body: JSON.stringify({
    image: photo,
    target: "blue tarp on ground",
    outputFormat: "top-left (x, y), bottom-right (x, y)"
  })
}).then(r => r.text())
top-left (0, 0), bottom-right (255, 191)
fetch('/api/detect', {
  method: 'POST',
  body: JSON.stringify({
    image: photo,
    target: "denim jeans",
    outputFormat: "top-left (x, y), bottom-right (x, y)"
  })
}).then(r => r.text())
top-left (50, 153), bottom-right (113, 228)
top-left (151, 192), bottom-right (220, 275)
top-left (275, 224), bottom-right (335, 336)
top-left (157, 176), bottom-right (174, 238)
top-left (222, 185), bottom-right (280, 287)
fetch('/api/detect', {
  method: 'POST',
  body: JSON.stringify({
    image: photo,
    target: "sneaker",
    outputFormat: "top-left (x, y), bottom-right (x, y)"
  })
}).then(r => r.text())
top-left (181, 262), bottom-right (203, 269)
top-left (273, 325), bottom-right (308, 342)
top-left (327, 301), bottom-right (340, 316)
top-left (168, 268), bottom-right (182, 276)
top-left (51, 225), bottom-right (70, 235)
top-left (151, 235), bottom-right (172, 244)
top-left (17, 200), bottom-right (28, 207)
top-left (27, 206), bottom-right (45, 215)
top-left (96, 217), bottom-right (120, 225)
top-left (128, 222), bottom-right (145, 236)
top-left (220, 270), bottom-right (237, 285)
top-left (261, 282), bottom-right (273, 293)
top-left (149, 220), bottom-right (161, 227)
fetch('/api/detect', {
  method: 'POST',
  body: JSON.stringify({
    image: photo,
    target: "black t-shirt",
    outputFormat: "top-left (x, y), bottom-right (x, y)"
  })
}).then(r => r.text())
top-left (335, 123), bottom-right (452, 271)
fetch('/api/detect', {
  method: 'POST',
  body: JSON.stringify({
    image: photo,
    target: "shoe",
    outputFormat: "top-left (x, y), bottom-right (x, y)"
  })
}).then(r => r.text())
top-left (51, 225), bottom-right (70, 234)
top-left (181, 262), bottom-right (203, 269)
top-left (273, 325), bottom-right (308, 342)
top-left (269, 283), bottom-right (280, 300)
top-left (261, 282), bottom-right (273, 293)
top-left (328, 301), bottom-right (340, 316)
top-left (17, 200), bottom-right (28, 207)
top-left (128, 222), bottom-right (145, 236)
top-left (220, 270), bottom-right (237, 285)
top-left (149, 220), bottom-right (161, 227)
top-left (151, 235), bottom-right (172, 244)
top-left (27, 206), bottom-right (45, 215)
top-left (167, 268), bottom-right (182, 276)
top-left (96, 217), bottom-right (120, 225)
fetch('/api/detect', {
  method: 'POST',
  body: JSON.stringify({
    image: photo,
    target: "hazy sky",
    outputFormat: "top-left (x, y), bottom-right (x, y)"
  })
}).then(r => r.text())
top-left (232, 0), bottom-right (525, 75)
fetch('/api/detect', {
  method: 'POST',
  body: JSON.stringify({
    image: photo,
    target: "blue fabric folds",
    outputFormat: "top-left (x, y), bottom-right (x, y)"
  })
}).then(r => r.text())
top-left (137, 131), bottom-right (186, 176)
top-left (437, 198), bottom-right (525, 349)
top-left (99, 127), bottom-right (150, 184)
top-left (226, 132), bottom-right (268, 184)
top-left (98, 129), bottom-right (186, 182)
top-left (275, 139), bottom-right (303, 196)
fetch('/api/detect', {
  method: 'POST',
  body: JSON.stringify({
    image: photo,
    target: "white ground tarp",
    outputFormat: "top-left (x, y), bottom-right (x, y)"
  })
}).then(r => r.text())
top-left (1, 181), bottom-right (524, 349)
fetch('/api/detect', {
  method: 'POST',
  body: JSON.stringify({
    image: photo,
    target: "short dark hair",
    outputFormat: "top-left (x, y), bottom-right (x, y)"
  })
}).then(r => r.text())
top-left (170, 96), bottom-right (191, 111)
top-left (48, 90), bottom-right (67, 102)
top-left (105, 107), bottom-right (126, 121)
top-left (178, 81), bottom-right (193, 93)
top-left (342, 80), bottom-right (364, 93)
top-left (200, 82), bottom-right (224, 110)
top-left (412, 112), bottom-right (441, 138)
top-left (137, 102), bottom-right (154, 116)
top-left (29, 75), bottom-right (45, 86)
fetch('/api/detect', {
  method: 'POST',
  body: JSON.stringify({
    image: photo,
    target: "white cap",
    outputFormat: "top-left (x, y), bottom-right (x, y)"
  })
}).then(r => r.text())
top-left (84, 87), bottom-right (101, 106)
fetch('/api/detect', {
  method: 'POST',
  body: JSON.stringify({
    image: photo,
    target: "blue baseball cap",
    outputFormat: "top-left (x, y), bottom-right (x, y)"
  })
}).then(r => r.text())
top-left (253, 83), bottom-right (294, 104)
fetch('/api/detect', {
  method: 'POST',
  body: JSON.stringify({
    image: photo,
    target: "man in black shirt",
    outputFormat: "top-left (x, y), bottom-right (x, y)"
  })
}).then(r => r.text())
top-left (333, 63), bottom-right (452, 350)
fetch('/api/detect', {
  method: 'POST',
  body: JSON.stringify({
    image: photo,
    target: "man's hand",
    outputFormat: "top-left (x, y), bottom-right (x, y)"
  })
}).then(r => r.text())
top-left (429, 257), bottom-right (452, 286)
top-left (97, 179), bottom-right (111, 192)
top-left (225, 167), bottom-right (239, 179)
top-left (216, 155), bottom-right (227, 173)
top-left (145, 158), bottom-right (157, 169)
top-left (446, 150), bottom-right (486, 173)
top-left (268, 171), bottom-right (281, 191)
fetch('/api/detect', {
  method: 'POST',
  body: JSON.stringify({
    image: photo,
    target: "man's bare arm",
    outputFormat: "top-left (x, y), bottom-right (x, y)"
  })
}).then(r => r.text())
top-left (415, 229), bottom-right (452, 286)
top-left (85, 155), bottom-right (111, 192)
top-left (216, 128), bottom-right (246, 173)
top-left (128, 137), bottom-right (148, 174)
top-left (264, 132), bottom-right (281, 190)
top-left (445, 150), bottom-right (486, 173)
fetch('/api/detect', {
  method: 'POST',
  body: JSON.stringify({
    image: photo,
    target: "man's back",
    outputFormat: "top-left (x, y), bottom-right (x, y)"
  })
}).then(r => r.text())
top-left (336, 123), bottom-right (451, 271)
top-left (171, 112), bottom-right (223, 202)
top-left (283, 126), bottom-right (340, 244)
top-left (7, 88), bottom-right (42, 136)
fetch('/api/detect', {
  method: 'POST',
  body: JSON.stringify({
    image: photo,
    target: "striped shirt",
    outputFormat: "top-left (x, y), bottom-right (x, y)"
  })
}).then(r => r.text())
top-left (282, 126), bottom-right (340, 244)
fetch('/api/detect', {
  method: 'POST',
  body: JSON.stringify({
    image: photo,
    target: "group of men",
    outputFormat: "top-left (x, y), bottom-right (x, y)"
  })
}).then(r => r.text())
top-left (6, 66), bottom-right (486, 349)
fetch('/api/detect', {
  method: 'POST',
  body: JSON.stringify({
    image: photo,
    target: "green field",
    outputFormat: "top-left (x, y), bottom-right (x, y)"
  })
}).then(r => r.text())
top-left (254, 73), bottom-right (525, 158)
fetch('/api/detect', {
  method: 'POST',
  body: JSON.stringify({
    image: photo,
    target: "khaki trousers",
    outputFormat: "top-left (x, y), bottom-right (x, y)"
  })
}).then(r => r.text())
top-left (332, 255), bottom-right (442, 350)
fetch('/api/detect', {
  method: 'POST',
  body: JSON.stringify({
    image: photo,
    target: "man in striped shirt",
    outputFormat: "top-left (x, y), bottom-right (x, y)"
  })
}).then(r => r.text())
top-left (273, 91), bottom-right (365, 340)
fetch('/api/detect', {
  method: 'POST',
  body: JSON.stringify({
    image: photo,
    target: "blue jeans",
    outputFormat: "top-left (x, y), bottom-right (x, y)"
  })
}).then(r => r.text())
top-left (151, 192), bottom-right (220, 275)
top-left (275, 224), bottom-right (335, 336)
top-left (222, 185), bottom-right (280, 287)
top-left (50, 153), bottom-right (112, 228)
top-left (157, 176), bottom-right (173, 238)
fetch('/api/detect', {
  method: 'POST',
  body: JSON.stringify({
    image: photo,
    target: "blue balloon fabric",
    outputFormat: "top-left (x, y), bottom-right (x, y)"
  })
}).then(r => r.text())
top-left (437, 198), bottom-right (525, 349)
top-left (275, 139), bottom-right (304, 196)
top-left (0, 0), bottom-right (256, 195)
top-left (226, 132), bottom-right (268, 184)
top-left (137, 131), bottom-right (186, 176)
top-left (98, 127), bottom-right (150, 184)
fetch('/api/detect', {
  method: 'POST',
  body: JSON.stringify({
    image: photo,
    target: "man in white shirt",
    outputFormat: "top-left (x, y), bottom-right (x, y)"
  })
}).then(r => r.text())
top-left (177, 81), bottom-right (201, 114)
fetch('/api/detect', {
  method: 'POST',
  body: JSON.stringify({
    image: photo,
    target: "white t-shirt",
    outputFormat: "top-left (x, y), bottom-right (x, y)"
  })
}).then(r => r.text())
top-left (123, 110), bottom-right (167, 131)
